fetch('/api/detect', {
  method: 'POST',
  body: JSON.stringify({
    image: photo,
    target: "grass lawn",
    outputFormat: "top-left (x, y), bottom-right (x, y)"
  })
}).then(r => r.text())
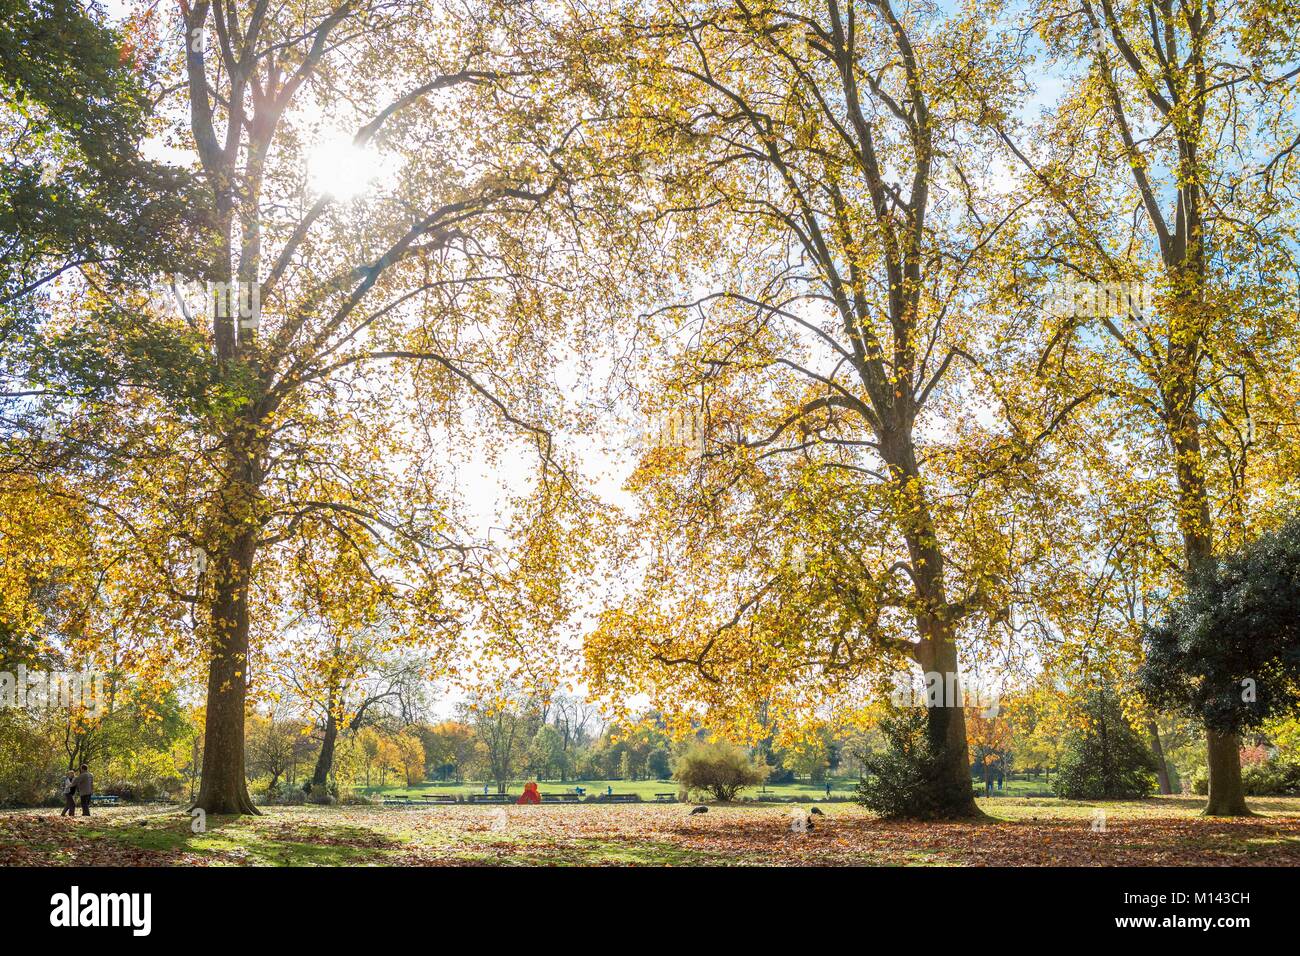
top-left (3, 795), bottom-right (1300, 866)
top-left (354, 777), bottom-right (865, 801)
top-left (357, 774), bottom-right (1057, 801)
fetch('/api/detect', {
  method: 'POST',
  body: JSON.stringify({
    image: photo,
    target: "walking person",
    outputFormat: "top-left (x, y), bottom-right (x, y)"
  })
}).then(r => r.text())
top-left (74, 763), bottom-right (93, 816)
top-left (59, 771), bottom-right (76, 817)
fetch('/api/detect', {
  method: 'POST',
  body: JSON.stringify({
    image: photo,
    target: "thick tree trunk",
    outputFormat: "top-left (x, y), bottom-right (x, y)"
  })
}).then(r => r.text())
top-left (1164, 389), bottom-right (1250, 816)
top-left (311, 711), bottom-right (338, 790)
top-left (194, 526), bottom-right (260, 816)
top-left (1146, 720), bottom-right (1172, 795)
top-left (1204, 730), bottom-right (1250, 816)
top-left (878, 427), bottom-right (980, 820)
top-left (916, 636), bottom-right (981, 819)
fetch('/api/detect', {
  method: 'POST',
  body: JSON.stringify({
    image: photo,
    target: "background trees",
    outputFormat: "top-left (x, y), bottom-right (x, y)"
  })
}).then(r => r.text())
top-left (461, 691), bottom-right (534, 794)
top-left (1053, 689), bottom-right (1158, 800)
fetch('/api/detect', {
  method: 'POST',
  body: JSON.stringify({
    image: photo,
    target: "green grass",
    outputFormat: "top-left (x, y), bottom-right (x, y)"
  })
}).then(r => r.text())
top-left (977, 776), bottom-right (1056, 797)
top-left (355, 773), bottom-right (1056, 801)
top-left (354, 776), bottom-right (860, 801)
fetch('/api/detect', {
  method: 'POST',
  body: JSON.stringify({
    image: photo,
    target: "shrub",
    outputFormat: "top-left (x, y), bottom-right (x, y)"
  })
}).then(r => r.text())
top-left (1191, 767), bottom-right (1209, 795)
top-left (1242, 757), bottom-right (1300, 795)
top-left (1053, 690), bottom-right (1157, 799)
top-left (673, 741), bottom-right (768, 801)
top-left (1139, 516), bottom-right (1300, 737)
top-left (766, 766), bottom-right (795, 785)
top-left (265, 784), bottom-right (307, 806)
top-left (0, 711), bottom-right (62, 807)
top-left (337, 790), bottom-right (377, 806)
top-left (855, 711), bottom-right (971, 820)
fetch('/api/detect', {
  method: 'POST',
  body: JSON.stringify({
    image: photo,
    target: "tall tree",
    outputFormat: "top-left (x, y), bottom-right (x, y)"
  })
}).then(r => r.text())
top-left (999, 0), bottom-right (1300, 813)
top-left (11, 0), bottom-right (596, 814)
top-left (588, 0), bottom-right (1079, 818)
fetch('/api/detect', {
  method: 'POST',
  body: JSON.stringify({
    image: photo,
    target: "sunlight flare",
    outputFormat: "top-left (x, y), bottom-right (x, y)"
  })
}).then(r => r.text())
top-left (307, 133), bottom-right (399, 200)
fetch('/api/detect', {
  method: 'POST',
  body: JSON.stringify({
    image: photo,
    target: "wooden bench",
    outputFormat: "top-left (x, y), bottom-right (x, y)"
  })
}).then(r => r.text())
top-left (654, 792), bottom-right (678, 803)
top-left (591, 793), bottom-right (641, 803)
top-left (381, 794), bottom-right (459, 806)
top-left (90, 794), bottom-right (121, 806)
top-left (547, 793), bottom-right (583, 803)
top-left (466, 793), bottom-right (512, 804)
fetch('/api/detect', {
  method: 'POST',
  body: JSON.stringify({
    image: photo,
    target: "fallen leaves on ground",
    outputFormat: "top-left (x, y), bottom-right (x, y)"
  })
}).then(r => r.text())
top-left (3, 798), bottom-right (1299, 867)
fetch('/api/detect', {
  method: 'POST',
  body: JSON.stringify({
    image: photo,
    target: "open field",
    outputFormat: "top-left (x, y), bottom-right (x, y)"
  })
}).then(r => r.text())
top-left (3, 796), bottom-right (1299, 867)
top-left (359, 777), bottom-right (866, 801)
top-left (356, 776), bottom-right (1057, 801)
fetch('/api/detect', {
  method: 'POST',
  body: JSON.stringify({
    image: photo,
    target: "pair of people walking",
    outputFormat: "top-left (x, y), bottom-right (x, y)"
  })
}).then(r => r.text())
top-left (59, 764), bottom-right (93, 817)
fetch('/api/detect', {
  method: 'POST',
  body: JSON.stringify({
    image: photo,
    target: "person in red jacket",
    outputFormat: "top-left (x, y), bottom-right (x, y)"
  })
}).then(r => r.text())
top-left (516, 781), bottom-right (541, 805)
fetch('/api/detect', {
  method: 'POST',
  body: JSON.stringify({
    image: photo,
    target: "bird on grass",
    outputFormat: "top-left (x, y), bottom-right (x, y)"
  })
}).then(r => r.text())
top-left (690, 806), bottom-right (708, 815)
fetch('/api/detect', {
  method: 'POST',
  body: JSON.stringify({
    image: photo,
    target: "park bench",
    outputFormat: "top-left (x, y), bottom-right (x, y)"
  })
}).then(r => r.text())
top-left (382, 794), bottom-right (458, 806)
top-left (591, 793), bottom-right (641, 803)
top-left (547, 793), bottom-right (583, 803)
top-left (466, 793), bottom-right (512, 804)
top-left (653, 792), bottom-right (678, 803)
top-left (90, 794), bottom-right (121, 806)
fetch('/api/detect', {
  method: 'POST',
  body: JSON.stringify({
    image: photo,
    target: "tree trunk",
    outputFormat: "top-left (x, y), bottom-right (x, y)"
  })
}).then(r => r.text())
top-left (1147, 720), bottom-right (1172, 795)
top-left (1204, 730), bottom-right (1250, 816)
top-left (194, 527), bottom-right (260, 816)
top-left (879, 426), bottom-right (980, 820)
top-left (312, 710), bottom-right (338, 790)
top-left (1164, 388), bottom-right (1250, 816)
top-left (916, 635), bottom-right (981, 818)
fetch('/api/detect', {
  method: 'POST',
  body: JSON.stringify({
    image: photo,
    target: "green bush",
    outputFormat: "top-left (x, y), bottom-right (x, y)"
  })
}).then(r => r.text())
top-left (1053, 690), bottom-right (1157, 799)
top-left (1242, 758), bottom-right (1300, 795)
top-left (263, 784), bottom-right (307, 806)
top-left (856, 711), bottom-right (972, 820)
top-left (0, 711), bottom-right (62, 807)
top-left (337, 790), bottom-right (378, 806)
top-left (1191, 768), bottom-right (1209, 795)
top-left (672, 741), bottom-right (768, 801)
